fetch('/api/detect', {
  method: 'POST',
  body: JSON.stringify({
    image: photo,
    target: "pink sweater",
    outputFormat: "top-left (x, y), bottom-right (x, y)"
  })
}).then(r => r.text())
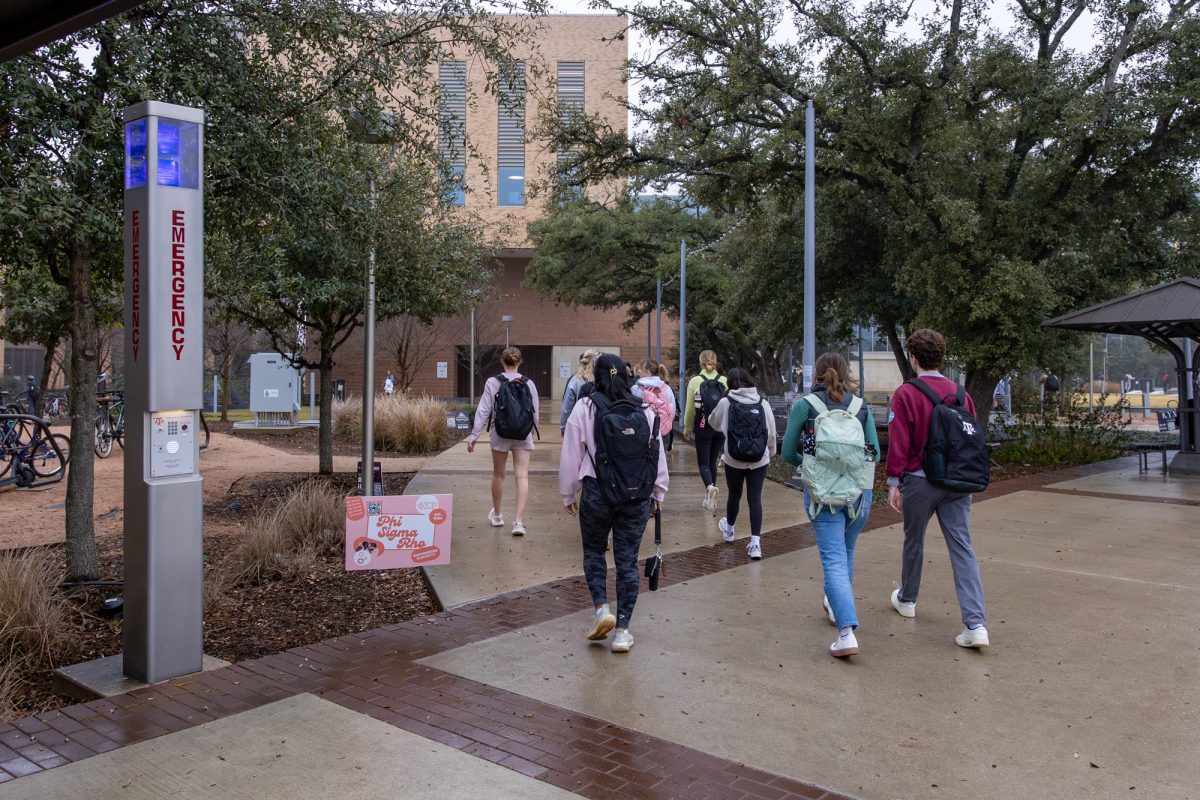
top-left (559, 397), bottom-right (669, 506)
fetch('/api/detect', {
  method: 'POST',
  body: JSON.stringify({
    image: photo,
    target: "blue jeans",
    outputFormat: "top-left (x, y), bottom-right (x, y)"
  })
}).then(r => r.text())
top-left (805, 490), bottom-right (872, 629)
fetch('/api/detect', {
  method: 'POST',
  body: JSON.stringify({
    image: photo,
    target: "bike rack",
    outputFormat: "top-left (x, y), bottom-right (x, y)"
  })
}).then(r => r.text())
top-left (0, 412), bottom-right (69, 491)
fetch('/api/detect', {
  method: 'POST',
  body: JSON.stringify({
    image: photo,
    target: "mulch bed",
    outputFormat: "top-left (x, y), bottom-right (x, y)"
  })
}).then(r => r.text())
top-left (5, 471), bottom-right (436, 722)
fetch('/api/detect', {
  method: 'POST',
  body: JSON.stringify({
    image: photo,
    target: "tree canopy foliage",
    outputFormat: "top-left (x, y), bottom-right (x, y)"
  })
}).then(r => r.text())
top-left (546, 0), bottom-right (1200, 410)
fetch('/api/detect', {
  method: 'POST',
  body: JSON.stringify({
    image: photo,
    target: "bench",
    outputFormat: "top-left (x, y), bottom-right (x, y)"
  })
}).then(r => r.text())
top-left (1128, 441), bottom-right (1172, 473)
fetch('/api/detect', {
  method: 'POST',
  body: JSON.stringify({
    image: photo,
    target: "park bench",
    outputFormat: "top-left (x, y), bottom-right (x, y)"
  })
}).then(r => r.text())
top-left (1128, 441), bottom-right (1172, 474)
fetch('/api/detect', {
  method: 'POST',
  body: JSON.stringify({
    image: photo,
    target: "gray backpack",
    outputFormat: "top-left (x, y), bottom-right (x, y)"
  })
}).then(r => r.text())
top-left (800, 394), bottom-right (874, 519)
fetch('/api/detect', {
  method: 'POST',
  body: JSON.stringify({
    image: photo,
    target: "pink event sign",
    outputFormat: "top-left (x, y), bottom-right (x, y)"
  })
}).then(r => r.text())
top-left (344, 494), bottom-right (453, 571)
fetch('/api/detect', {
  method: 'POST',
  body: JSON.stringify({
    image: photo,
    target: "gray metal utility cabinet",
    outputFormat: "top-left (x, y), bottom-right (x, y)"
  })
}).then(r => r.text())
top-left (249, 353), bottom-right (300, 426)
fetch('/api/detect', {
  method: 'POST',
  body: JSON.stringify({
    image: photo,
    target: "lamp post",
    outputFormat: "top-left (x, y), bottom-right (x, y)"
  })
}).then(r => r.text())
top-left (502, 314), bottom-right (514, 348)
top-left (347, 110), bottom-right (397, 497)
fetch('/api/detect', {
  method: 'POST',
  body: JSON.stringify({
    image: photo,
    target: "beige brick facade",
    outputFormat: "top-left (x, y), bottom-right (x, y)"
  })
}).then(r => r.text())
top-left (336, 15), bottom-right (679, 402)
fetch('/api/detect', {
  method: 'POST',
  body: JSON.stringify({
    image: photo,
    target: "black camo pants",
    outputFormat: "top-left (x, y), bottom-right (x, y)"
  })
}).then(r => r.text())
top-left (579, 477), bottom-right (652, 629)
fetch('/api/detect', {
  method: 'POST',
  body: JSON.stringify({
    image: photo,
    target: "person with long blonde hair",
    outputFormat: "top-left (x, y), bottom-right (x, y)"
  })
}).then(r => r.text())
top-left (683, 350), bottom-right (727, 510)
top-left (560, 349), bottom-right (598, 434)
top-left (781, 352), bottom-right (879, 658)
top-left (467, 347), bottom-right (539, 536)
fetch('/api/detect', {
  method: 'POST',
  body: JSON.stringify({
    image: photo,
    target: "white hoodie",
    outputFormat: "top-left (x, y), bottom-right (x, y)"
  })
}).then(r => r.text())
top-left (708, 387), bottom-right (777, 470)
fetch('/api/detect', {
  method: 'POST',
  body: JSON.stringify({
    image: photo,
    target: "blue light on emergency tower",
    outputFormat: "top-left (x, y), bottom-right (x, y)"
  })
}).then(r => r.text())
top-left (156, 118), bottom-right (200, 189)
top-left (125, 120), bottom-right (147, 189)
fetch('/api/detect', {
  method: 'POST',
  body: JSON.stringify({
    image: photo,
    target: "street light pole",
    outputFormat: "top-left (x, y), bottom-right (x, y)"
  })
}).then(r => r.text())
top-left (361, 170), bottom-right (377, 496)
top-left (655, 278), bottom-right (663, 365)
top-left (803, 99), bottom-right (816, 393)
top-left (679, 240), bottom-right (687, 417)
top-left (502, 314), bottom-right (513, 349)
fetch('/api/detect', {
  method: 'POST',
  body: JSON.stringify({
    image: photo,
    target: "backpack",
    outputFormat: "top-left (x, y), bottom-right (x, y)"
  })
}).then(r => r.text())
top-left (694, 377), bottom-right (725, 430)
top-left (589, 395), bottom-right (659, 506)
top-left (489, 375), bottom-right (538, 440)
top-left (906, 378), bottom-right (990, 493)
top-left (726, 399), bottom-right (768, 462)
top-left (1044, 374), bottom-right (1060, 392)
top-left (641, 384), bottom-right (675, 437)
top-left (800, 394), bottom-right (873, 519)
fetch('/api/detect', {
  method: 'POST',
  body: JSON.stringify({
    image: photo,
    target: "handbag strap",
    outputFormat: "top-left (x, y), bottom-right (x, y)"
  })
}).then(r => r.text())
top-left (654, 509), bottom-right (661, 545)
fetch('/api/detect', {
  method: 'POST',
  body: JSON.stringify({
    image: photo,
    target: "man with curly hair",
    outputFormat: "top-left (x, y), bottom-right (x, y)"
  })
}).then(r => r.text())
top-left (886, 329), bottom-right (989, 649)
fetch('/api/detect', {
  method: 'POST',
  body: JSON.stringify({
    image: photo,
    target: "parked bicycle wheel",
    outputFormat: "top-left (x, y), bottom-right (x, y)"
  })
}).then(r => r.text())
top-left (95, 415), bottom-right (114, 458)
top-left (31, 433), bottom-right (69, 478)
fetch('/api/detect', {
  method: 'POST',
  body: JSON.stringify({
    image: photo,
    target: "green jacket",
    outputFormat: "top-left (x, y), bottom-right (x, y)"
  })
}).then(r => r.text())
top-left (683, 369), bottom-right (728, 432)
top-left (781, 393), bottom-right (881, 466)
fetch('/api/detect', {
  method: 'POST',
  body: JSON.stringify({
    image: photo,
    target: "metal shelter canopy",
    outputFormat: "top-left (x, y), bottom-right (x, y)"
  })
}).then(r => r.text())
top-left (1044, 277), bottom-right (1200, 474)
top-left (0, 0), bottom-right (147, 63)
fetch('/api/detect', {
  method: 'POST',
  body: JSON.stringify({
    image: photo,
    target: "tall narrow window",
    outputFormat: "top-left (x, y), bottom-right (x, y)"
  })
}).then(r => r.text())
top-left (497, 62), bottom-right (526, 206)
top-left (556, 62), bottom-right (585, 201)
top-left (439, 61), bottom-right (467, 206)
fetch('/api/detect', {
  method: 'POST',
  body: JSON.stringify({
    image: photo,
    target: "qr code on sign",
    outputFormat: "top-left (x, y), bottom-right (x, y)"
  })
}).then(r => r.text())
top-left (367, 502), bottom-right (382, 515)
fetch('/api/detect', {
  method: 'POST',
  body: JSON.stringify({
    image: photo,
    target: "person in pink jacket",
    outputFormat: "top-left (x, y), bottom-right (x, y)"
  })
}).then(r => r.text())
top-left (560, 354), bottom-right (669, 654)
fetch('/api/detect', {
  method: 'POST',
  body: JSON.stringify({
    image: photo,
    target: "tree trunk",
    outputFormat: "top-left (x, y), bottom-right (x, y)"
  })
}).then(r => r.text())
top-left (318, 347), bottom-right (334, 475)
top-left (886, 324), bottom-right (915, 383)
top-left (65, 244), bottom-right (99, 581)
top-left (964, 369), bottom-right (1000, 435)
top-left (37, 335), bottom-right (59, 416)
top-left (219, 349), bottom-right (232, 423)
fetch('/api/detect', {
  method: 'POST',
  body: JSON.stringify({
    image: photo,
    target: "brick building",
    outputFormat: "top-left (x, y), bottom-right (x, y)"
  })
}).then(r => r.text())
top-left (335, 15), bottom-right (676, 402)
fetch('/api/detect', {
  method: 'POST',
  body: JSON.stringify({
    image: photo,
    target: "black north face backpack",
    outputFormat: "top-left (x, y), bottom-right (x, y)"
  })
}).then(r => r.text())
top-left (907, 378), bottom-right (990, 493)
top-left (590, 395), bottom-right (659, 506)
top-left (490, 375), bottom-right (538, 440)
top-left (694, 377), bottom-right (726, 430)
top-left (726, 400), bottom-right (768, 462)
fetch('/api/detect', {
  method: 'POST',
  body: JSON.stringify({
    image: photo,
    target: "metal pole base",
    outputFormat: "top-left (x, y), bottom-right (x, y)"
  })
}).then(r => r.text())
top-left (1168, 451), bottom-right (1200, 475)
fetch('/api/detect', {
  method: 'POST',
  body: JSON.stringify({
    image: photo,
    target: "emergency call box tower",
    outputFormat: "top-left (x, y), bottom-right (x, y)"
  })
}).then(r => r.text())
top-left (122, 101), bottom-right (205, 683)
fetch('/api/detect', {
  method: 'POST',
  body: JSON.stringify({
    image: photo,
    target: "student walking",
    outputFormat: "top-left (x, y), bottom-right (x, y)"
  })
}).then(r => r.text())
top-left (560, 349), bottom-right (598, 434)
top-left (782, 353), bottom-right (878, 657)
top-left (683, 350), bottom-right (727, 510)
top-left (383, 371), bottom-right (395, 396)
top-left (632, 359), bottom-right (677, 452)
top-left (467, 347), bottom-right (539, 536)
top-left (560, 354), bottom-right (669, 654)
top-left (886, 329), bottom-right (990, 649)
top-left (708, 368), bottom-right (776, 559)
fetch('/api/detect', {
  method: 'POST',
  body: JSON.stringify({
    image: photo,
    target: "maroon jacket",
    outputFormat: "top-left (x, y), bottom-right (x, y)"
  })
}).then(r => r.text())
top-left (886, 374), bottom-right (976, 485)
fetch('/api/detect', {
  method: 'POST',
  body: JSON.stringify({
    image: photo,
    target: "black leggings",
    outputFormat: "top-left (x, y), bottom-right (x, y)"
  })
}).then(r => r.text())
top-left (694, 427), bottom-right (724, 488)
top-left (725, 463), bottom-right (768, 536)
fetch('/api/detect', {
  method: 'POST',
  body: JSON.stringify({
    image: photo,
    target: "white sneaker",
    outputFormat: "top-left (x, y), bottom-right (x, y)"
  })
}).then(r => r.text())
top-left (746, 540), bottom-right (762, 560)
top-left (511, 521), bottom-right (526, 537)
top-left (718, 517), bottom-right (735, 542)
top-left (704, 484), bottom-right (718, 512)
top-left (488, 508), bottom-right (504, 527)
top-left (830, 630), bottom-right (859, 657)
top-left (955, 626), bottom-right (990, 648)
top-left (822, 595), bottom-right (837, 626)
top-left (611, 628), bottom-right (634, 653)
top-left (586, 606), bottom-right (616, 641)
top-left (890, 586), bottom-right (916, 618)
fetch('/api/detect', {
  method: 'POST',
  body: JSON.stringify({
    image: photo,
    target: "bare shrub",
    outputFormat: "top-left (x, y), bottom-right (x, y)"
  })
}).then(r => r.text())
top-left (218, 481), bottom-right (343, 586)
top-left (0, 549), bottom-right (67, 664)
top-left (0, 661), bottom-right (20, 721)
top-left (333, 394), bottom-right (450, 454)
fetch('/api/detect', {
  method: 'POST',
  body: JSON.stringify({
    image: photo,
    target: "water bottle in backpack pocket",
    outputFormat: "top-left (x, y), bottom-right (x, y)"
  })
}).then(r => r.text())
top-left (800, 395), bottom-right (875, 519)
top-left (694, 377), bottom-right (725, 431)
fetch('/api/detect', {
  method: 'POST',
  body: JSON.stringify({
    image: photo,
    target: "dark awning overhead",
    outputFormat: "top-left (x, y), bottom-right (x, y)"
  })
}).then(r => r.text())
top-left (0, 0), bottom-right (147, 63)
top-left (1044, 278), bottom-right (1200, 345)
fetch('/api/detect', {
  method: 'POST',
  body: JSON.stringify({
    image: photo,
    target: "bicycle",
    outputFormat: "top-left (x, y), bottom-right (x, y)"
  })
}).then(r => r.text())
top-left (95, 391), bottom-right (126, 458)
top-left (1, 412), bottom-right (69, 486)
top-left (44, 391), bottom-right (68, 420)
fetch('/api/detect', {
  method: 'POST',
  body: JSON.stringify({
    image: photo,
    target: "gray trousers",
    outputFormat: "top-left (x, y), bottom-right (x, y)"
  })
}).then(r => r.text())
top-left (899, 474), bottom-right (987, 629)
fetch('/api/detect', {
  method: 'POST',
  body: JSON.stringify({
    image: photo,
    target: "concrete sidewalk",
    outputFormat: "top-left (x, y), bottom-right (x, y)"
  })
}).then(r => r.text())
top-left (2, 453), bottom-right (1198, 800)
top-left (415, 424), bottom-right (802, 607)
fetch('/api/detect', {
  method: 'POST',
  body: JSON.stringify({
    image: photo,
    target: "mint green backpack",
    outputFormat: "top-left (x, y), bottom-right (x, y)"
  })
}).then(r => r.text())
top-left (800, 394), bottom-right (874, 519)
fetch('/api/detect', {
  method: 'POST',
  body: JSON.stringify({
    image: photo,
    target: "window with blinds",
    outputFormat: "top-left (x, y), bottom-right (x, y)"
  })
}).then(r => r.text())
top-left (557, 62), bottom-right (585, 201)
top-left (497, 62), bottom-right (526, 206)
top-left (438, 61), bottom-right (467, 206)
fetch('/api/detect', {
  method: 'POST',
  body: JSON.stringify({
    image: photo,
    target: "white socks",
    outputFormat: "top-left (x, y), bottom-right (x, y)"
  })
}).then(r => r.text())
top-left (750, 535), bottom-right (761, 548)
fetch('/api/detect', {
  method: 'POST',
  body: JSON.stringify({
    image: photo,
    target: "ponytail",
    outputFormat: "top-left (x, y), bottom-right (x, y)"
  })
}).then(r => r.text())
top-left (823, 367), bottom-right (844, 404)
top-left (814, 352), bottom-right (856, 404)
top-left (657, 364), bottom-right (669, 381)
